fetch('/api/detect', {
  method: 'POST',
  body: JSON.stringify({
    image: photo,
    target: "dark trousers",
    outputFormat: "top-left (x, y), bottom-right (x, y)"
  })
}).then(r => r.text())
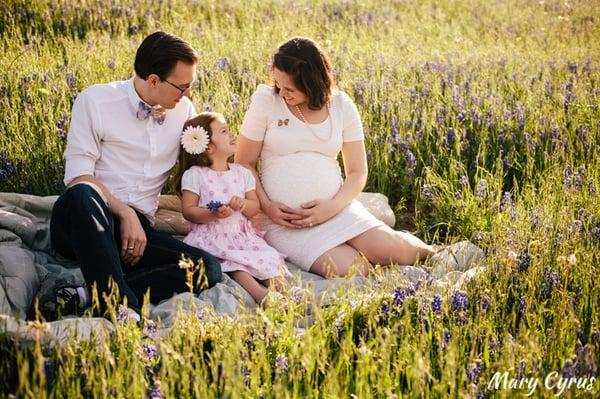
top-left (50, 183), bottom-right (222, 310)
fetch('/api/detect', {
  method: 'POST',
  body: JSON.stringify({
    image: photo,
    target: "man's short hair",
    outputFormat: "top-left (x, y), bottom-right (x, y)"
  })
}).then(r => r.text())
top-left (134, 31), bottom-right (198, 80)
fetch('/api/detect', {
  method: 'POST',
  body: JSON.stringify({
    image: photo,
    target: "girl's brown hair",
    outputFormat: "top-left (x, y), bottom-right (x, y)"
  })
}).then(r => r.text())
top-left (174, 111), bottom-right (223, 194)
top-left (272, 37), bottom-right (334, 110)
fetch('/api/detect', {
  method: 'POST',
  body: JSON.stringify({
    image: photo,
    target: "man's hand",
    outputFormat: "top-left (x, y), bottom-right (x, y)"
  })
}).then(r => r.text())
top-left (228, 196), bottom-right (246, 213)
top-left (117, 206), bottom-right (147, 266)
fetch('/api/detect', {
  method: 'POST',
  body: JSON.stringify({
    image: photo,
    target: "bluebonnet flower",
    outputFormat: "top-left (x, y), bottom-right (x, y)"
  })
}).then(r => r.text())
top-left (466, 361), bottom-right (482, 384)
top-left (480, 295), bottom-right (491, 314)
top-left (518, 298), bottom-right (526, 318)
top-left (447, 128), bottom-right (455, 146)
top-left (451, 290), bottom-right (469, 312)
top-left (393, 286), bottom-right (415, 307)
top-left (65, 72), bottom-right (77, 92)
top-left (206, 200), bottom-right (223, 213)
top-left (148, 381), bottom-right (164, 399)
top-left (591, 330), bottom-right (600, 344)
top-left (216, 57), bottom-right (230, 70)
top-left (275, 354), bottom-right (289, 374)
top-left (517, 360), bottom-right (526, 379)
top-left (475, 179), bottom-right (486, 198)
top-left (501, 191), bottom-right (512, 208)
top-left (0, 152), bottom-right (18, 182)
top-left (567, 61), bottom-right (578, 74)
top-left (454, 192), bottom-right (463, 200)
top-left (541, 268), bottom-right (560, 299)
top-left (518, 248), bottom-right (531, 272)
top-left (116, 305), bottom-right (129, 322)
top-left (562, 359), bottom-right (576, 379)
top-left (577, 208), bottom-right (590, 221)
top-left (380, 301), bottom-right (390, 317)
top-left (422, 184), bottom-right (434, 200)
top-left (442, 330), bottom-right (452, 349)
top-left (404, 149), bottom-right (416, 168)
top-left (231, 94), bottom-right (240, 109)
top-left (587, 179), bottom-right (595, 193)
top-left (143, 320), bottom-right (157, 338)
top-left (459, 175), bottom-right (469, 187)
top-left (524, 134), bottom-right (536, 150)
top-left (570, 219), bottom-right (583, 233)
top-left (431, 295), bottom-right (442, 314)
top-left (142, 343), bottom-right (159, 360)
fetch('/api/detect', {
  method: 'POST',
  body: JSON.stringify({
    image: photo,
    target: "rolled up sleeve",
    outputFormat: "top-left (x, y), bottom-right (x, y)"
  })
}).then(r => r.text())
top-left (63, 90), bottom-right (102, 185)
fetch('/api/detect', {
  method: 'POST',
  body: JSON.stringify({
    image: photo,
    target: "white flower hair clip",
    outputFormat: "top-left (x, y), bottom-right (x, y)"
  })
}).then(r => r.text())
top-left (181, 125), bottom-right (210, 154)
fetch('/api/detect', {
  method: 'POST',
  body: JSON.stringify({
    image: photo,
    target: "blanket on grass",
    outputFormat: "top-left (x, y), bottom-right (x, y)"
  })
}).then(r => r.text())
top-left (0, 192), bottom-right (485, 346)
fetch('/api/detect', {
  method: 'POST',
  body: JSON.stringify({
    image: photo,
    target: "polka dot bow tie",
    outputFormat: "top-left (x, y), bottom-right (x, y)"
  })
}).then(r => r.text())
top-left (137, 101), bottom-right (166, 125)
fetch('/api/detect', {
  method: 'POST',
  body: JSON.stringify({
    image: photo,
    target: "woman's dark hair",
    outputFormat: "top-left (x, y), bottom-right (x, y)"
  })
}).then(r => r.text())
top-left (134, 31), bottom-right (199, 80)
top-left (174, 112), bottom-right (222, 195)
top-left (272, 37), bottom-right (334, 110)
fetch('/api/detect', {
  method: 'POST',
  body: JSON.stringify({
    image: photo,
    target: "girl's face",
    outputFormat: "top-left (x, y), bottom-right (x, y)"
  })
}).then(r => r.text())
top-left (273, 68), bottom-right (308, 107)
top-left (207, 117), bottom-right (237, 157)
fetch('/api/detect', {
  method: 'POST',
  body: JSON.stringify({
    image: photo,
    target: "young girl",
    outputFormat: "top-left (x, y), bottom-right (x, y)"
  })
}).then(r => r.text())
top-left (175, 111), bottom-right (290, 306)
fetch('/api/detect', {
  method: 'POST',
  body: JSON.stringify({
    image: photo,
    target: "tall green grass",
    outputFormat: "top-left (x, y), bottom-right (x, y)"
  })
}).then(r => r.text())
top-left (1, 0), bottom-right (599, 397)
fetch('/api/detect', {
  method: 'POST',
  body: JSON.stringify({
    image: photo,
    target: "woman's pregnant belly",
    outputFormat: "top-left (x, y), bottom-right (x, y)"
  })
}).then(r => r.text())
top-left (260, 152), bottom-right (343, 209)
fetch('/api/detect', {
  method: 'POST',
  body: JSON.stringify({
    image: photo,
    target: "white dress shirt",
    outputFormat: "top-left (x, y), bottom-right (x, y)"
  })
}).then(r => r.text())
top-left (64, 77), bottom-right (196, 223)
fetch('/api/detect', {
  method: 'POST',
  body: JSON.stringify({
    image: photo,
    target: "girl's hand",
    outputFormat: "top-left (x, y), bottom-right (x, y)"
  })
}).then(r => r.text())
top-left (228, 196), bottom-right (246, 212)
top-left (216, 205), bottom-right (234, 219)
top-left (291, 199), bottom-right (339, 228)
top-left (264, 201), bottom-right (304, 228)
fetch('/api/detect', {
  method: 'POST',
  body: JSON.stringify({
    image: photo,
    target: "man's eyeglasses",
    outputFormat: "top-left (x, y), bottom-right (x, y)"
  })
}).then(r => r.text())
top-left (161, 78), bottom-right (194, 95)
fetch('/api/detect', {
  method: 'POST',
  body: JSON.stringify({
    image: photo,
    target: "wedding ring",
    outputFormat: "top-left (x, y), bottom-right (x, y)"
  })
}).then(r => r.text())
top-left (127, 246), bottom-right (134, 251)
top-left (309, 222), bottom-right (314, 227)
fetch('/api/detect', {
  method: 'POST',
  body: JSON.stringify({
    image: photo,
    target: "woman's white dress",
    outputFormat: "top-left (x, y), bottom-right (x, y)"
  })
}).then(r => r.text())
top-left (240, 84), bottom-right (384, 270)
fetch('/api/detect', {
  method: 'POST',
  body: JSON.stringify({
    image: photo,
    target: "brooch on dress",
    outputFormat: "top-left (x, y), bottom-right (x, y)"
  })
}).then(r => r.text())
top-left (277, 118), bottom-right (289, 127)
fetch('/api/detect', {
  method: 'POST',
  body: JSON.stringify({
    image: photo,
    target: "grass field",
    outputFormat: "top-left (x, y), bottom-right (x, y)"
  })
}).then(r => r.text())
top-left (1, 0), bottom-right (599, 397)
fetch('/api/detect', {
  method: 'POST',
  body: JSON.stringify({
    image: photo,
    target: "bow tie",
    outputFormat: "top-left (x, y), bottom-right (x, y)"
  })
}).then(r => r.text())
top-left (136, 101), bottom-right (166, 125)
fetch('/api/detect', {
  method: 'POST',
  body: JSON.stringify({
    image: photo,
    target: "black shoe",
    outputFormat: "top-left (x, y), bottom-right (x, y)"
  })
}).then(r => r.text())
top-left (41, 286), bottom-right (83, 321)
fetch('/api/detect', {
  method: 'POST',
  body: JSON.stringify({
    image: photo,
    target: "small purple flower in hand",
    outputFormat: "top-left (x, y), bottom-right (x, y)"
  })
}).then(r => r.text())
top-left (206, 200), bottom-right (223, 213)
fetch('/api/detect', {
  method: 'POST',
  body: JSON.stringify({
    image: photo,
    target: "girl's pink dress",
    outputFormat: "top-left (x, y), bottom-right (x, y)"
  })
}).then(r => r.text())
top-left (181, 164), bottom-right (287, 280)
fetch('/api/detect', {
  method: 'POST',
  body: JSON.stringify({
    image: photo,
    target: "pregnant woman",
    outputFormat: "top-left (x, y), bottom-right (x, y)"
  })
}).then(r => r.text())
top-left (235, 37), bottom-right (435, 277)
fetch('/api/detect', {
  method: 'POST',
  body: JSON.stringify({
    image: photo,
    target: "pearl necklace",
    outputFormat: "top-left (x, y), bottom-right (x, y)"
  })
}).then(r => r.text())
top-left (294, 103), bottom-right (332, 142)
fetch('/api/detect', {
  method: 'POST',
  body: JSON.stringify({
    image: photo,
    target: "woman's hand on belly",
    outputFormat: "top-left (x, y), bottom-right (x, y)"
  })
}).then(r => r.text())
top-left (264, 200), bottom-right (305, 228)
top-left (290, 199), bottom-right (340, 228)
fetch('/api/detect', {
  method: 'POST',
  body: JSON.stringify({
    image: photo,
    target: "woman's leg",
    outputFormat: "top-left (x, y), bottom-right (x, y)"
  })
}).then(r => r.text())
top-left (346, 225), bottom-right (435, 266)
top-left (228, 271), bottom-right (268, 304)
top-left (308, 243), bottom-right (371, 277)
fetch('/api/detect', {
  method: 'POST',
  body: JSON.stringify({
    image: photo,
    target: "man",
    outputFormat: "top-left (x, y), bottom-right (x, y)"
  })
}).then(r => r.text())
top-left (50, 32), bottom-right (222, 321)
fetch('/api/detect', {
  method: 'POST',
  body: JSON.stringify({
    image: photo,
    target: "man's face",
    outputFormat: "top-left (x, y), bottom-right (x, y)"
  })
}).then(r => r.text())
top-left (151, 61), bottom-right (197, 109)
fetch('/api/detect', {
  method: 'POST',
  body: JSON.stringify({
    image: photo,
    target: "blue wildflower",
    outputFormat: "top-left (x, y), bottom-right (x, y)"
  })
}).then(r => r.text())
top-left (501, 191), bottom-right (512, 208)
top-left (476, 179), bottom-right (486, 198)
top-left (142, 343), bottom-right (159, 360)
top-left (466, 361), bottom-right (482, 384)
top-left (431, 295), bottom-right (442, 314)
top-left (442, 330), bottom-right (452, 349)
top-left (393, 286), bottom-right (415, 307)
top-left (451, 290), bottom-right (469, 312)
top-left (422, 184), bottom-right (434, 200)
top-left (541, 268), bottom-right (560, 299)
top-left (459, 175), bottom-right (469, 186)
top-left (148, 381), bottom-right (164, 399)
top-left (143, 320), bottom-right (157, 338)
top-left (275, 354), bottom-right (289, 374)
top-left (518, 248), bottom-right (531, 272)
top-left (206, 200), bottom-right (223, 213)
top-left (480, 295), bottom-right (491, 314)
top-left (447, 128), bottom-right (455, 146)
top-left (518, 298), bottom-right (526, 318)
top-left (454, 192), bottom-right (463, 200)
top-left (216, 57), bottom-right (230, 70)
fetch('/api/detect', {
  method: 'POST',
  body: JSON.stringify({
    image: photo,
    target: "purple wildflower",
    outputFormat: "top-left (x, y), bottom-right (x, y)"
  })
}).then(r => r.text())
top-left (591, 330), bottom-right (600, 344)
top-left (142, 343), bottom-right (159, 360)
top-left (570, 219), bottom-right (583, 233)
top-left (459, 175), bottom-right (469, 186)
top-left (442, 330), bottom-right (452, 349)
top-left (518, 248), bottom-right (531, 272)
top-left (447, 128), bottom-right (456, 146)
top-left (431, 295), bottom-right (442, 314)
top-left (404, 149), bottom-right (416, 168)
top-left (196, 307), bottom-right (204, 320)
top-left (451, 290), bottom-right (469, 312)
top-left (0, 152), bottom-right (17, 181)
top-left (518, 298), bottom-right (526, 318)
top-left (517, 360), bottom-right (526, 379)
top-left (588, 179), bottom-right (595, 193)
top-left (393, 286), bottom-right (415, 307)
top-left (148, 381), bottom-right (164, 399)
top-left (216, 57), bottom-right (230, 70)
top-left (455, 192), bottom-right (463, 200)
top-left (562, 360), bottom-right (576, 379)
top-left (206, 200), bottom-right (223, 212)
top-left (275, 354), bottom-right (289, 374)
top-left (480, 295), bottom-right (491, 314)
top-left (466, 361), bottom-right (482, 384)
top-left (476, 179), bottom-right (486, 198)
top-left (501, 191), bottom-right (512, 208)
top-left (541, 268), bottom-right (560, 299)
top-left (143, 320), bottom-right (157, 338)
top-left (116, 305), bottom-right (129, 322)
top-left (422, 184), bottom-right (434, 200)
